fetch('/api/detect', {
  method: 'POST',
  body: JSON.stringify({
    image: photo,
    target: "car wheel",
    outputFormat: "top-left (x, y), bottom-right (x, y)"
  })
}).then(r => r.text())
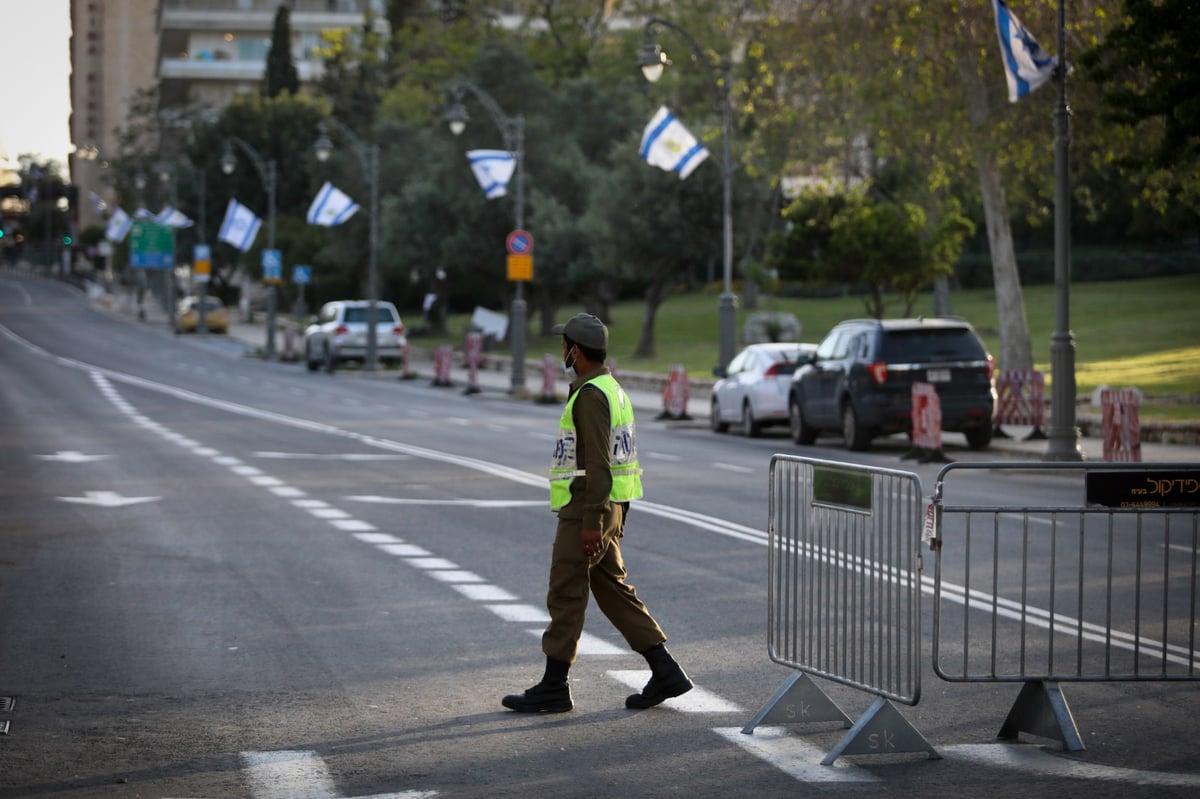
top-left (710, 398), bottom-right (729, 433)
top-left (323, 345), bottom-right (336, 374)
top-left (842, 401), bottom-right (871, 451)
top-left (789, 398), bottom-right (818, 446)
top-left (964, 424), bottom-right (993, 450)
top-left (741, 401), bottom-right (762, 438)
top-left (305, 343), bottom-right (320, 372)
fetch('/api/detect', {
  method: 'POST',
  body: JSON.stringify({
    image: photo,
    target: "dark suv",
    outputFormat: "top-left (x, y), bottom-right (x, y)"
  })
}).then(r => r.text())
top-left (787, 317), bottom-right (997, 451)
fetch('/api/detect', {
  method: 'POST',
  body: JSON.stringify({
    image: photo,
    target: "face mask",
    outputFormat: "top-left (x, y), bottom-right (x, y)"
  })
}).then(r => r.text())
top-left (563, 347), bottom-right (578, 380)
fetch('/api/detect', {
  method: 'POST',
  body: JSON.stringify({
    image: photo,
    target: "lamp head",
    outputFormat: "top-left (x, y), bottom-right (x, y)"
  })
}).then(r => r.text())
top-left (444, 102), bottom-right (468, 136)
top-left (637, 41), bottom-right (669, 82)
top-left (219, 143), bottom-right (236, 176)
top-left (313, 125), bottom-right (334, 162)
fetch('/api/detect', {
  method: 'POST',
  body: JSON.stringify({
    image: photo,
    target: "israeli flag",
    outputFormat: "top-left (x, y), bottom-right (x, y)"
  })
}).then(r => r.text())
top-left (466, 150), bottom-right (517, 199)
top-left (306, 181), bottom-right (360, 226)
top-left (217, 198), bottom-right (262, 252)
top-left (88, 191), bottom-right (107, 214)
top-left (993, 0), bottom-right (1057, 102)
top-left (640, 106), bottom-right (710, 179)
top-left (105, 208), bottom-right (132, 243)
top-left (133, 207), bottom-right (156, 220)
top-left (154, 206), bottom-right (194, 229)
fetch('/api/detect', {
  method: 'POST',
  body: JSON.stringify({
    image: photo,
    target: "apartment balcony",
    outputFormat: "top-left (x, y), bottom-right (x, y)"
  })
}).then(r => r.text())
top-left (161, 0), bottom-right (380, 34)
top-left (159, 57), bottom-right (325, 82)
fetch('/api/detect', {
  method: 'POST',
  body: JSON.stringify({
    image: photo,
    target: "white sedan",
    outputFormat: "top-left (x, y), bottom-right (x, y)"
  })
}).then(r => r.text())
top-left (711, 342), bottom-right (819, 437)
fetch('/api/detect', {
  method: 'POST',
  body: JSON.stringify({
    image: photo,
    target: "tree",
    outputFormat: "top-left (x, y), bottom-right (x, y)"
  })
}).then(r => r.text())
top-left (1080, 0), bottom-right (1200, 220)
top-left (264, 5), bottom-right (300, 98)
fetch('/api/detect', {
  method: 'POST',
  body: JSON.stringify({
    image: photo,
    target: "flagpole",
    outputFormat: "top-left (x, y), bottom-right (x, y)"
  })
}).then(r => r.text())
top-left (1044, 0), bottom-right (1083, 461)
top-left (313, 120), bottom-right (381, 371)
top-left (639, 17), bottom-right (737, 372)
top-left (446, 81), bottom-right (528, 396)
top-left (221, 137), bottom-right (278, 360)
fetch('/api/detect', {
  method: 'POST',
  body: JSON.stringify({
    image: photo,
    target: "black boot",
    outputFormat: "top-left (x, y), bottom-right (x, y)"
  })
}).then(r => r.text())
top-left (502, 656), bottom-right (573, 713)
top-left (625, 643), bottom-right (693, 709)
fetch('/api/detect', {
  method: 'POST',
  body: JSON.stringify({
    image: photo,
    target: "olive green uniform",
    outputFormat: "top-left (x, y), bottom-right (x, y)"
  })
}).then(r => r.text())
top-left (541, 365), bottom-right (667, 663)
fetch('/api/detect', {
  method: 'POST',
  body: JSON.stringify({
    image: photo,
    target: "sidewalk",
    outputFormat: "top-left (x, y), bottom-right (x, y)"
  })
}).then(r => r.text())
top-left (96, 285), bottom-right (1199, 464)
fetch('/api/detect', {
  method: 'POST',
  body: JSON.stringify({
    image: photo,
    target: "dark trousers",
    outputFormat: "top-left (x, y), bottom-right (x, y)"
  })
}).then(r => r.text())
top-left (541, 502), bottom-right (666, 663)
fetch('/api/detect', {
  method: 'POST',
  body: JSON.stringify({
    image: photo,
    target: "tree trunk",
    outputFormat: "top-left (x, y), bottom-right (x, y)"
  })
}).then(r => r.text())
top-left (634, 278), bottom-right (674, 359)
top-left (960, 60), bottom-right (1035, 372)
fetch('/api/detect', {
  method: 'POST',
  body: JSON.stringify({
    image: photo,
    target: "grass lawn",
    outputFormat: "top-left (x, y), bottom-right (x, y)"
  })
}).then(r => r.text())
top-left (416, 274), bottom-right (1200, 422)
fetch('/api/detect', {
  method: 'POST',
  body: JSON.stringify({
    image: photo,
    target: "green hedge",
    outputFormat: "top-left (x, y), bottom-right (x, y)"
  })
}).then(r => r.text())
top-left (954, 249), bottom-right (1200, 289)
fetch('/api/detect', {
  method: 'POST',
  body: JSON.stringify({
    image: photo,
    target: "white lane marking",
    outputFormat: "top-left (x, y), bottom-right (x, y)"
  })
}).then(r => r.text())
top-left (713, 462), bottom-right (755, 474)
top-left (353, 533), bottom-right (402, 545)
top-left (484, 604), bottom-right (550, 623)
top-left (35, 451), bottom-right (110, 462)
top-left (307, 508), bottom-right (351, 520)
top-left (231, 465), bottom-right (263, 476)
top-left (424, 570), bottom-right (485, 584)
top-left (346, 496), bottom-right (544, 508)
top-left (293, 499), bottom-right (330, 509)
top-left (530, 630), bottom-right (624, 656)
top-left (57, 491), bottom-right (159, 507)
top-left (270, 486), bottom-right (307, 498)
top-left (942, 743), bottom-right (1200, 787)
top-left (379, 543), bottom-right (431, 557)
top-left (712, 727), bottom-right (878, 783)
top-left (404, 557), bottom-right (458, 570)
top-left (452, 584), bottom-right (518, 602)
top-left (607, 670), bottom-right (742, 712)
top-left (255, 452), bottom-right (413, 461)
top-left (239, 750), bottom-right (438, 799)
top-left (644, 451), bottom-right (680, 461)
top-left (329, 519), bottom-right (375, 532)
top-left (250, 475), bottom-right (284, 487)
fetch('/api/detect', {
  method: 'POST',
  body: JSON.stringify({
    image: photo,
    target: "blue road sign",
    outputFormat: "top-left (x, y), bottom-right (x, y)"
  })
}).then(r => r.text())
top-left (292, 264), bottom-right (311, 285)
top-left (262, 248), bottom-right (282, 284)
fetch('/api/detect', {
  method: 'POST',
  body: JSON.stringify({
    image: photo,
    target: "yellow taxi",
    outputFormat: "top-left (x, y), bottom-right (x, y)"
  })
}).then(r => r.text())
top-left (174, 295), bottom-right (229, 334)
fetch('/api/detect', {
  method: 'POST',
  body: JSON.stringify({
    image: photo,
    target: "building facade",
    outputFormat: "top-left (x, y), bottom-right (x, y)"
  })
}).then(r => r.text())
top-left (69, 0), bottom-right (385, 230)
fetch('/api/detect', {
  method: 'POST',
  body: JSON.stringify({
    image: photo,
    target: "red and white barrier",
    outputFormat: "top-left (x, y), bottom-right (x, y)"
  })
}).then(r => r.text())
top-left (658, 364), bottom-right (691, 420)
top-left (463, 331), bottom-right (482, 394)
top-left (432, 344), bottom-right (453, 387)
top-left (539, 354), bottom-right (558, 404)
top-left (995, 369), bottom-right (1046, 438)
top-left (905, 382), bottom-right (950, 462)
top-left (1101, 388), bottom-right (1141, 462)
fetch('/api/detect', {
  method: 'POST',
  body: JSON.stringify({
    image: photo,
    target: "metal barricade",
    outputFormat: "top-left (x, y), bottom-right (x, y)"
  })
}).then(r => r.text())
top-left (930, 461), bottom-right (1200, 750)
top-left (744, 455), bottom-right (936, 763)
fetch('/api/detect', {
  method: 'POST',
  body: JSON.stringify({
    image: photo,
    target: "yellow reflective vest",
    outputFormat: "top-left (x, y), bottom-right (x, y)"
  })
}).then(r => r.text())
top-left (549, 374), bottom-right (643, 511)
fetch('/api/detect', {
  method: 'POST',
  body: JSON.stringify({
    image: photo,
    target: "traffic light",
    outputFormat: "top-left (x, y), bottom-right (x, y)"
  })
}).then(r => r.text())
top-left (0, 227), bottom-right (5, 239)
top-left (62, 234), bottom-right (73, 246)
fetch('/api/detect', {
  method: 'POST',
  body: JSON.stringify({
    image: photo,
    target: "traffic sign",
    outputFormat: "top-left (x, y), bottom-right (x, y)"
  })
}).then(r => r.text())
top-left (193, 244), bottom-right (211, 283)
top-left (262, 248), bottom-right (282, 284)
top-left (506, 229), bottom-right (534, 255)
top-left (129, 221), bottom-right (175, 269)
top-left (292, 264), bottom-right (311, 285)
top-left (507, 253), bottom-right (533, 281)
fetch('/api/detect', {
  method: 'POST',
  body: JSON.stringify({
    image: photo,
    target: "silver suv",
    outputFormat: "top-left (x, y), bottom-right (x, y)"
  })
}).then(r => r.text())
top-left (787, 317), bottom-right (997, 451)
top-left (304, 300), bottom-right (407, 372)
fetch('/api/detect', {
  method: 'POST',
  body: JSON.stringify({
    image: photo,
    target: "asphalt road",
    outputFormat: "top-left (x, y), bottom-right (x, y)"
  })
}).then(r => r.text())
top-left (1, 272), bottom-right (1198, 799)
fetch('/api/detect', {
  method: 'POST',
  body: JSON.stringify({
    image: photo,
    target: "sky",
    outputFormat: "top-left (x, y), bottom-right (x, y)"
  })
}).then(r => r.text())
top-left (0, 1), bottom-right (73, 176)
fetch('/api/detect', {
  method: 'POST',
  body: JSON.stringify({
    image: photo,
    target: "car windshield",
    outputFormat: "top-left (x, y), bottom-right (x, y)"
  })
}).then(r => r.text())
top-left (881, 329), bottom-right (985, 362)
top-left (343, 307), bottom-right (397, 324)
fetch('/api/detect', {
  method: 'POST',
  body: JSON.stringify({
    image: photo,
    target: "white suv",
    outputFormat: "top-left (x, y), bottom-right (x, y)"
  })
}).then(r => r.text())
top-left (304, 300), bottom-right (407, 372)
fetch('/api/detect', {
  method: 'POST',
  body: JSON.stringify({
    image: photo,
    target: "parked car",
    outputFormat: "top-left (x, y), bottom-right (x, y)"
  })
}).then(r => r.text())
top-left (787, 317), bottom-right (997, 451)
top-left (174, 295), bottom-right (228, 334)
top-left (711, 342), bottom-right (819, 437)
top-left (304, 300), bottom-right (407, 372)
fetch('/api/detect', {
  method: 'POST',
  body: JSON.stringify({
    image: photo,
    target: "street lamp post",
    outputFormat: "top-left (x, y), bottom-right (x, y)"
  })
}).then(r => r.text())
top-left (1043, 0), bottom-right (1083, 461)
top-left (162, 159), bottom-right (208, 332)
top-left (444, 81), bottom-right (527, 396)
top-left (638, 17), bottom-right (737, 373)
top-left (313, 120), bottom-right (381, 371)
top-left (221, 137), bottom-right (277, 359)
